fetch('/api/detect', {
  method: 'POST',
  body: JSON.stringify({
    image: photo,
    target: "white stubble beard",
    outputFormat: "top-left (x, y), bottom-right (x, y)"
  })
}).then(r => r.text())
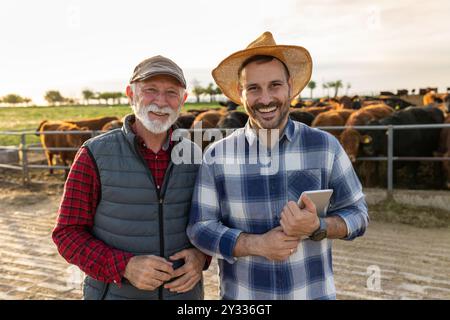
top-left (132, 103), bottom-right (181, 134)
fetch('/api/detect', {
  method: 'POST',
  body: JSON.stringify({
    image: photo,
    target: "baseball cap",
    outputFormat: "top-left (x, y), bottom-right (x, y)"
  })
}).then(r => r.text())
top-left (129, 55), bottom-right (186, 88)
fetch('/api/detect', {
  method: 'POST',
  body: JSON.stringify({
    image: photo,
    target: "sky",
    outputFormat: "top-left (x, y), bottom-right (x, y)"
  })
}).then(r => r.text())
top-left (1, 0), bottom-right (449, 104)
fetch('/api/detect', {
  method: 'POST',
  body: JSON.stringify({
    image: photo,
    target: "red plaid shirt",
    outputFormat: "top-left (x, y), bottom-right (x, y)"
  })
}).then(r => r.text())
top-left (52, 127), bottom-right (208, 285)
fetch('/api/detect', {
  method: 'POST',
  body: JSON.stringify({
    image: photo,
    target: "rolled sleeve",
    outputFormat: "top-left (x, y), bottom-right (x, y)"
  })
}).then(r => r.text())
top-left (329, 197), bottom-right (369, 240)
top-left (187, 157), bottom-right (243, 264)
top-left (328, 138), bottom-right (370, 240)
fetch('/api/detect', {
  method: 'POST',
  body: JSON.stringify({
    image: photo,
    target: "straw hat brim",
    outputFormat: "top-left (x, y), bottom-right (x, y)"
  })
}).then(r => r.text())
top-left (212, 45), bottom-right (313, 104)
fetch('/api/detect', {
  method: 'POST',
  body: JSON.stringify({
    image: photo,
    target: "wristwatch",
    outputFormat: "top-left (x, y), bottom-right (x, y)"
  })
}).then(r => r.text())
top-left (309, 218), bottom-right (327, 241)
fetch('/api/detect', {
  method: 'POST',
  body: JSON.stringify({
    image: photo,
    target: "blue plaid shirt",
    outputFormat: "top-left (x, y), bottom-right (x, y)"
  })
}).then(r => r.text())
top-left (187, 119), bottom-right (369, 300)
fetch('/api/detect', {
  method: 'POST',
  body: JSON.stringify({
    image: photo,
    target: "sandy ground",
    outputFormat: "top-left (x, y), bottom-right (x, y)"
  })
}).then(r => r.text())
top-left (0, 179), bottom-right (449, 300)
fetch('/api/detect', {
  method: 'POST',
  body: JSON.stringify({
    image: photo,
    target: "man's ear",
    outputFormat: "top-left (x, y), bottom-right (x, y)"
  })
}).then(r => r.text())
top-left (126, 85), bottom-right (134, 104)
top-left (182, 91), bottom-right (188, 104)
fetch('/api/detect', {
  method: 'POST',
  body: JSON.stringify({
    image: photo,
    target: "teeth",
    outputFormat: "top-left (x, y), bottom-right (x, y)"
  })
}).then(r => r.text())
top-left (258, 106), bottom-right (277, 113)
top-left (151, 111), bottom-right (168, 116)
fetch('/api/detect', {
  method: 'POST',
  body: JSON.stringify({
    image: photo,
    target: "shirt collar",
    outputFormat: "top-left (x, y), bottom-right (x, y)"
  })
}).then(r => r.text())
top-left (244, 117), bottom-right (296, 146)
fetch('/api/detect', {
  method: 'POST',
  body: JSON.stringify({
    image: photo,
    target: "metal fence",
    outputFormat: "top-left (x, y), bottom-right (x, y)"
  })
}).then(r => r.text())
top-left (0, 124), bottom-right (449, 194)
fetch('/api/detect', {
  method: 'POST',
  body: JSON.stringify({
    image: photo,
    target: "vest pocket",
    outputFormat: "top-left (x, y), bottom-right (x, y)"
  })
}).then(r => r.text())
top-left (83, 276), bottom-right (110, 300)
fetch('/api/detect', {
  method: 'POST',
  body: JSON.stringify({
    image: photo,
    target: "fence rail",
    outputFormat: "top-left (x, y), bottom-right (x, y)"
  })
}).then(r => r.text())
top-left (0, 124), bottom-right (449, 193)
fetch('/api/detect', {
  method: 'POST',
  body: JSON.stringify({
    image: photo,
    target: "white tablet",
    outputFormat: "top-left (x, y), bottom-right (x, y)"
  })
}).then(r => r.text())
top-left (297, 189), bottom-right (334, 217)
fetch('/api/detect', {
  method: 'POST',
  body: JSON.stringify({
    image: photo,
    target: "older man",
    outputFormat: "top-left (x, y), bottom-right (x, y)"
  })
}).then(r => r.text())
top-left (53, 55), bottom-right (206, 300)
top-left (188, 32), bottom-right (369, 300)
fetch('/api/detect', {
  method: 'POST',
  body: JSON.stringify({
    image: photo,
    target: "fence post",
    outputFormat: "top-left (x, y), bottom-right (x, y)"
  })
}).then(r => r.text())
top-left (387, 125), bottom-right (394, 198)
top-left (19, 133), bottom-right (30, 185)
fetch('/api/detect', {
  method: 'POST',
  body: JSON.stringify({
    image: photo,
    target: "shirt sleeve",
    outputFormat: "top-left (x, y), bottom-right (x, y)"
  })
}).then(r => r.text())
top-left (187, 154), bottom-right (242, 264)
top-left (52, 147), bottom-right (134, 285)
top-left (327, 138), bottom-right (370, 240)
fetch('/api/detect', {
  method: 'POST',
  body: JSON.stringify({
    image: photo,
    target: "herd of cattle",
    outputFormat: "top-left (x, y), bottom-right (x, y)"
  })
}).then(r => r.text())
top-left (35, 91), bottom-right (450, 188)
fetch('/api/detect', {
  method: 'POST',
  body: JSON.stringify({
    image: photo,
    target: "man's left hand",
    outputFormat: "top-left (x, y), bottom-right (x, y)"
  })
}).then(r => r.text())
top-left (164, 248), bottom-right (206, 293)
top-left (280, 195), bottom-right (320, 238)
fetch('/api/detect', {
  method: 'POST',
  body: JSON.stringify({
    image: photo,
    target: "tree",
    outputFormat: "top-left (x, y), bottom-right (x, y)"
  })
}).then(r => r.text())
top-left (333, 80), bottom-right (343, 97)
top-left (191, 85), bottom-right (205, 103)
top-left (322, 83), bottom-right (329, 97)
top-left (44, 90), bottom-right (65, 106)
top-left (346, 83), bottom-right (351, 95)
top-left (307, 80), bottom-right (316, 99)
top-left (204, 83), bottom-right (218, 103)
top-left (2, 94), bottom-right (24, 106)
top-left (82, 89), bottom-right (95, 105)
top-left (326, 82), bottom-right (335, 97)
top-left (22, 97), bottom-right (32, 106)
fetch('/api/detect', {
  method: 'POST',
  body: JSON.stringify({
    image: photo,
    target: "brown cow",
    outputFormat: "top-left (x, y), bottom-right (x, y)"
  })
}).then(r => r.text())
top-left (39, 121), bottom-right (91, 175)
top-left (102, 120), bottom-right (123, 131)
top-left (191, 110), bottom-right (226, 129)
top-left (299, 106), bottom-right (333, 117)
top-left (340, 104), bottom-right (394, 162)
top-left (66, 116), bottom-right (120, 131)
top-left (339, 104), bottom-right (394, 187)
top-left (311, 109), bottom-right (355, 139)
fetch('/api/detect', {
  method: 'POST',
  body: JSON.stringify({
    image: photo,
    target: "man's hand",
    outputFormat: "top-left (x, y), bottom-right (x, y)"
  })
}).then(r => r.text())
top-left (234, 227), bottom-right (300, 261)
top-left (123, 255), bottom-right (174, 291)
top-left (257, 226), bottom-right (301, 261)
top-left (280, 195), bottom-right (320, 238)
top-left (164, 248), bottom-right (206, 293)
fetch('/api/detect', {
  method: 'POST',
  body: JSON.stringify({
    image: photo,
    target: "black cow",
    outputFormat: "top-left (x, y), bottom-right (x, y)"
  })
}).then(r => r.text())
top-left (289, 111), bottom-right (315, 126)
top-left (362, 106), bottom-right (445, 188)
top-left (217, 111), bottom-right (249, 128)
top-left (175, 113), bottom-right (196, 129)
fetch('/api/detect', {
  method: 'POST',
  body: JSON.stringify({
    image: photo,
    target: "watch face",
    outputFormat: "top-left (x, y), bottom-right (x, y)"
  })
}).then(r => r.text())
top-left (312, 230), bottom-right (327, 241)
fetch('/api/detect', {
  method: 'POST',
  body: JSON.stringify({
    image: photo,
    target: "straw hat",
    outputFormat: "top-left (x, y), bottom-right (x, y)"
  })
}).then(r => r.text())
top-left (212, 31), bottom-right (313, 104)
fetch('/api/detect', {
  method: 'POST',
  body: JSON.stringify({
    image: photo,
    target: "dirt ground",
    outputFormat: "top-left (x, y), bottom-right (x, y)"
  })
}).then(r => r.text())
top-left (0, 173), bottom-right (449, 300)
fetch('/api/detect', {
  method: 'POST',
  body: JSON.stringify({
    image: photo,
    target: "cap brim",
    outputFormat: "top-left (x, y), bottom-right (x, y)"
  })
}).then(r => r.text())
top-left (131, 71), bottom-right (186, 88)
top-left (212, 45), bottom-right (312, 104)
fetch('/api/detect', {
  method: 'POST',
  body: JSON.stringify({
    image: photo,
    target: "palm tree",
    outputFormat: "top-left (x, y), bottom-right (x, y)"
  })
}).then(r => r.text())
top-left (333, 80), bottom-right (343, 97)
top-left (322, 83), bottom-right (329, 97)
top-left (346, 83), bottom-right (351, 95)
top-left (307, 81), bottom-right (316, 99)
top-left (327, 82), bottom-right (335, 98)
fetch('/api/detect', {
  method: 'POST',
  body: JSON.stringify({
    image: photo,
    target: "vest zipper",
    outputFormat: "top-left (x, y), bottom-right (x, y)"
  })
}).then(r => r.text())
top-left (133, 138), bottom-right (176, 300)
top-left (158, 196), bottom-right (164, 300)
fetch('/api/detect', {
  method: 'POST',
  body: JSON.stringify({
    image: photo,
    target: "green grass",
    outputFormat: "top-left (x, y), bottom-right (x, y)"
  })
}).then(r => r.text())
top-left (369, 199), bottom-right (450, 228)
top-left (0, 103), bottom-right (222, 146)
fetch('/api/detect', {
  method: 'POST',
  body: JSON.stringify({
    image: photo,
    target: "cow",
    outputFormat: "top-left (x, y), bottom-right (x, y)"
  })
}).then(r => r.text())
top-left (66, 116), bottom-right (120, 131)
top-left (298, 105), bottom-right (333, 117)
top-left (363, 106), bottom-right (445, 188)
top-left (289, 110), bottom-right (315, 126)
top-left (175, 113), bottom-right (196, 129)
top-left (311, 109), bottom-right (355, 139)
top-left (217, 111), bottom-right (249, 128)
top-left (435, 115), bottom-right (450, 189)
top-left (191, 110), bottom-right (226, 129)
top-left (102, 120), bottom-right (123, 131)
top-left (39, 121), bottom-right (91, 176)
top-left (340, 104), bottom-right (394, 163)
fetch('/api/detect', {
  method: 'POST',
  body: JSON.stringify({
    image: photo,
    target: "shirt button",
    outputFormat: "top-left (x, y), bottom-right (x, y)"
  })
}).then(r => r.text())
top-left (157, 185), bottom-right (160, 189)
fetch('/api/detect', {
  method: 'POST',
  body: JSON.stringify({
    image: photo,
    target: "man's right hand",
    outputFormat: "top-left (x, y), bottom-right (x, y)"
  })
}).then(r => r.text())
top-left (123, 255), bottom-right (174, 291)
top-left (258, 226), bottom-right (301, 261)
top-left (234, 226), bottom-right (300, 261)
